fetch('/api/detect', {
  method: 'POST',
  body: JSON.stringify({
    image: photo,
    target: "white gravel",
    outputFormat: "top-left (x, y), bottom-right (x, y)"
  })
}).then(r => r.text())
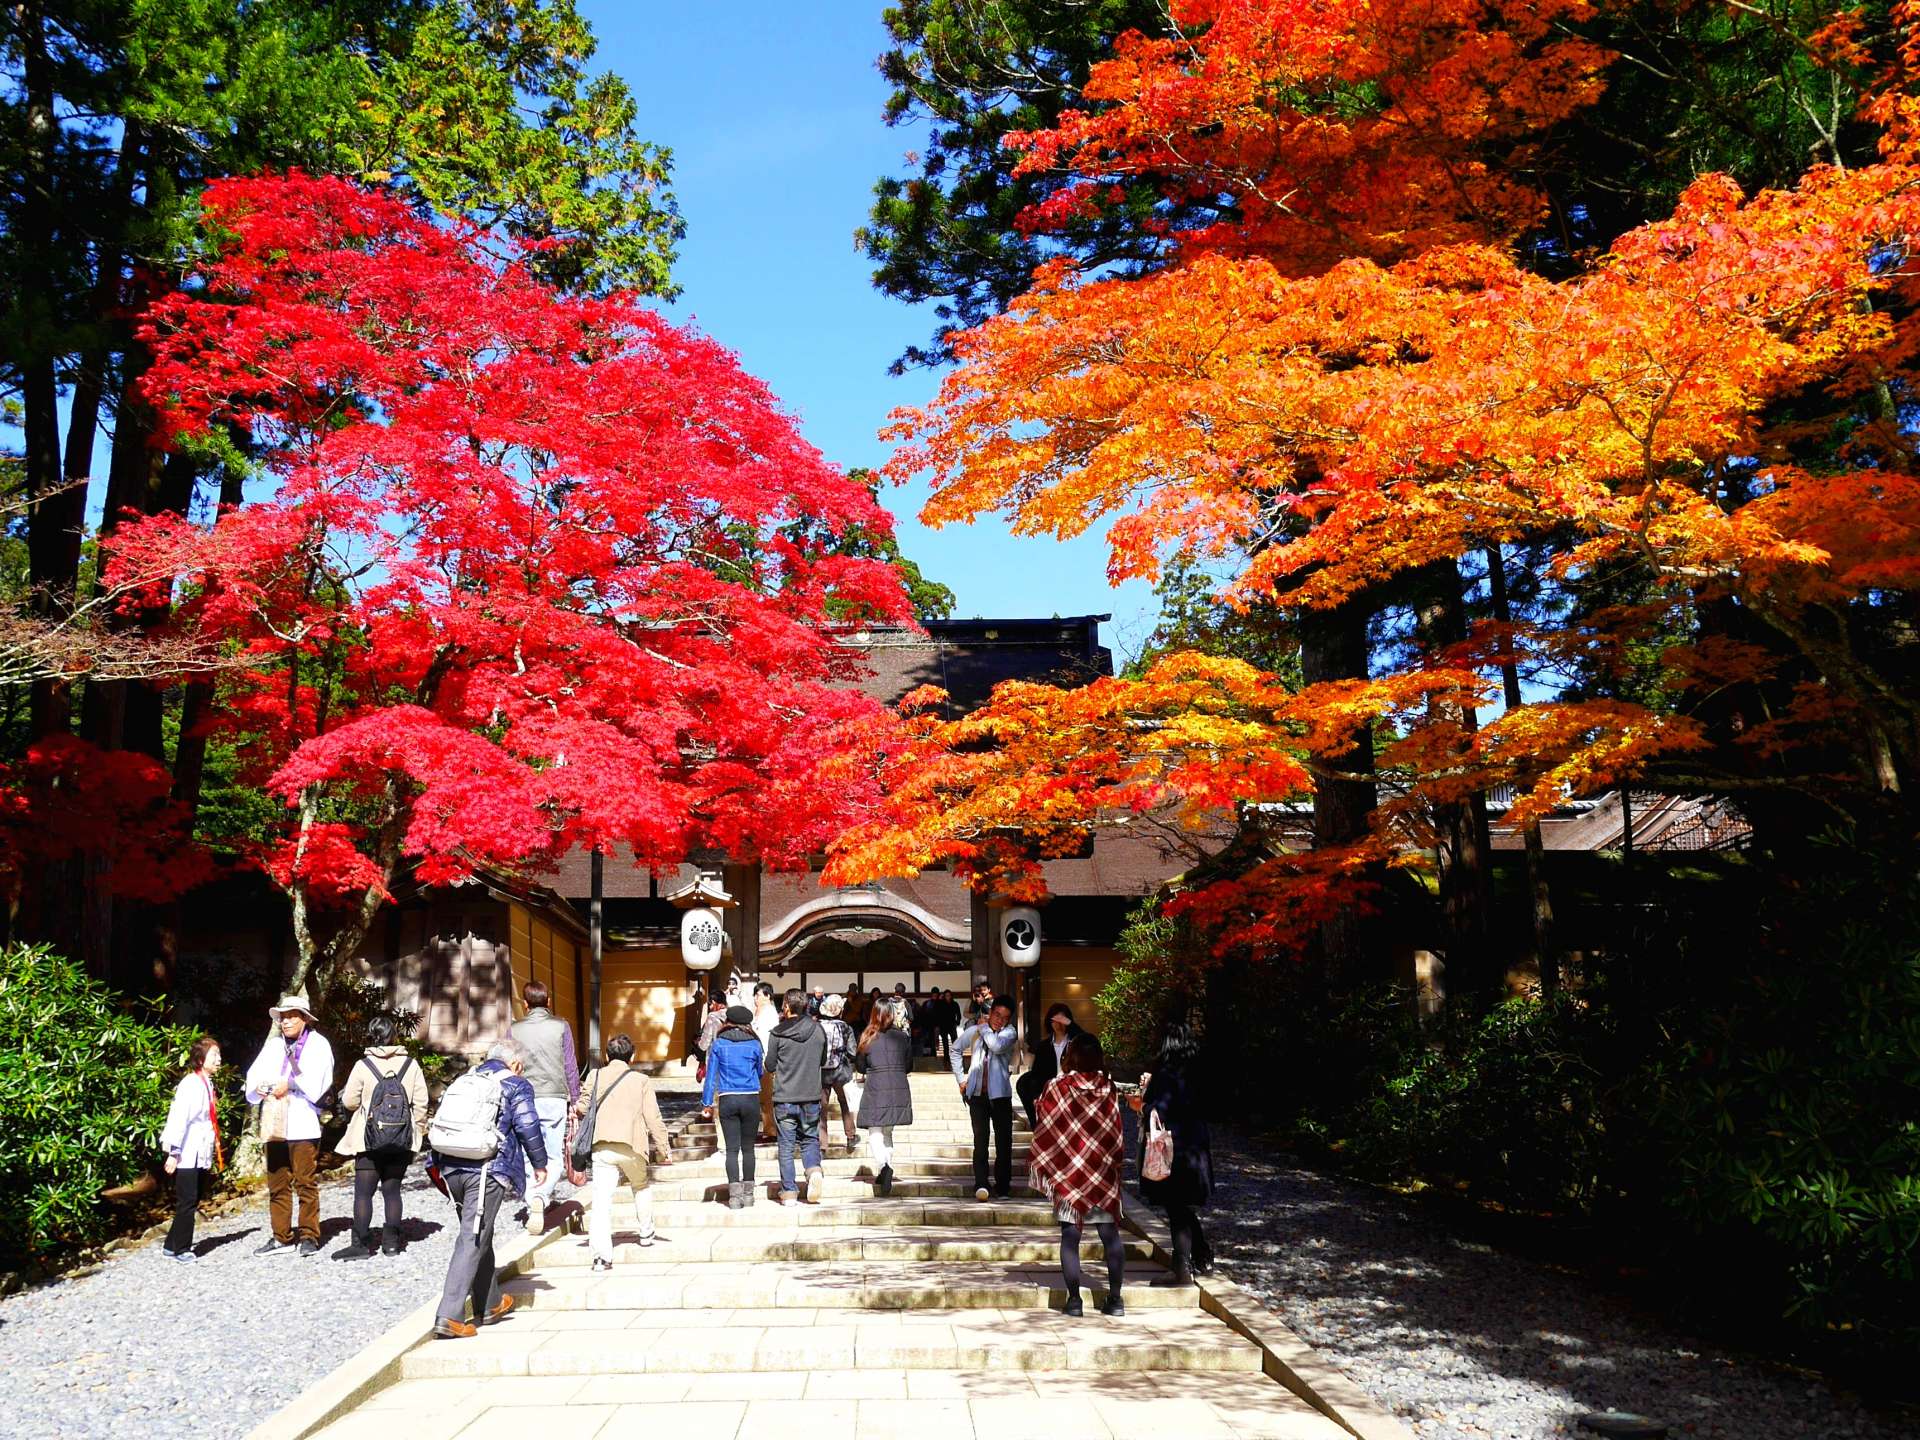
top-left (0, 1160), bottom-right (562, 1439)
top-left (1201, 1130), bottom-right (1914, 1440)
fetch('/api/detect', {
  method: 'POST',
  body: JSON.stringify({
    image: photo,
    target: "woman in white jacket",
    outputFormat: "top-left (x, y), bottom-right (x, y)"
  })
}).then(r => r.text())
top-left (159, 1036), bottom-right (223, 1262)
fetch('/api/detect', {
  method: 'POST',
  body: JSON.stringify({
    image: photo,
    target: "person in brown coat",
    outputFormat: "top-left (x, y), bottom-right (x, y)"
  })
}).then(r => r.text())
top-left (334, 1014), bottom-right (430, 1260)
top-left (574, 1033), bottom-right (672, 1272)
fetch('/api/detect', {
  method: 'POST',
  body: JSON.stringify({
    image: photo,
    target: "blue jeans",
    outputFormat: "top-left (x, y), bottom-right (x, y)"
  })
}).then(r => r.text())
top-left (774, 1101), bottom-right (822, 1194)
top-left (526, 1096), bottom-right (567, 1206)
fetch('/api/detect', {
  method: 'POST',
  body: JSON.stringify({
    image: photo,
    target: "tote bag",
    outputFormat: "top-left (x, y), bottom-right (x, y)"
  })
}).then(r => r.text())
top-left (1143, 1109), bottom-right (1174, 1182)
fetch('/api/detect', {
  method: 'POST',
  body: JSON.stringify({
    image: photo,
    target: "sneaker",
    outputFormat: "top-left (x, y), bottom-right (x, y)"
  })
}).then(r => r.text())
top-left (433, 1318), bottom-right (477, 1339)
top-left (526, 1199), bottom-right (545, 1234)
top-left (590, 1258), bottom-right (613, 1273)
top-left (780, 1190), bottom-right (798, 1208)
top-left (483, 1294), bottom-right (516, 1325)
top-left (804, 1167), bottom-right (825, 1202)
top-left (296, 1239), bottom-right (320, 1258)
top-left (164, 1248), bottom-right (197, 1264)
top-left (255, 1237), bottom-right (294, 1256)
top-left (974, 1187), bottom-right (991, 1203)
top-left (636, 1232), bottom-right (655, 1248)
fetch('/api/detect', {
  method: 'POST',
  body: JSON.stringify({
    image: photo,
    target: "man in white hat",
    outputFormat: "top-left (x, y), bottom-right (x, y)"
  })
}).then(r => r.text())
top-left (244, 989), bottom-right (335, 1256)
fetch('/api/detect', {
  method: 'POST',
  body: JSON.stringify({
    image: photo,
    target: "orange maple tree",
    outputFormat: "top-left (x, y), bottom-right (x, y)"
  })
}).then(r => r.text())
top-left (827, 0), bottom-right (1920, 959)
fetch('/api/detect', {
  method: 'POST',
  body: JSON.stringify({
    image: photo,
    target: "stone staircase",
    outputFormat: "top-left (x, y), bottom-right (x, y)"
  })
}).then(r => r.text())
top-left (309, 1072), bottom-right (1350, 1440)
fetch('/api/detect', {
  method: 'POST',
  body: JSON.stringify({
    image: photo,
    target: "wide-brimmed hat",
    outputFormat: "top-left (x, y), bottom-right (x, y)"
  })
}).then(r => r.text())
top-left (269, 989), bottom-right (316, 1021)
top-left (821, 993), bottom-right (845, 1018)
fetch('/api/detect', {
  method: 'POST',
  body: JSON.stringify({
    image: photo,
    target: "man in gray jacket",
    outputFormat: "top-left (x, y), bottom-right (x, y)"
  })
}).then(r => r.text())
top-left (508, 981), bottom-right (580, 1232)
top-left (765, 988), bottom-right (828, 1206)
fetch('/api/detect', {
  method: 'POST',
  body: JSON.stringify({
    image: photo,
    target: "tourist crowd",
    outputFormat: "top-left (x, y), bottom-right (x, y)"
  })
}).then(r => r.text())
top-left (159, 976), bottom-right (1216, 1337)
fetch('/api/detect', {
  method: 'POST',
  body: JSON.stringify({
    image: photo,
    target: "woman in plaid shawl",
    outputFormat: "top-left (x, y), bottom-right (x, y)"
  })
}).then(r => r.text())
top-left (1028, 1033), bottom-right (1126, 1317)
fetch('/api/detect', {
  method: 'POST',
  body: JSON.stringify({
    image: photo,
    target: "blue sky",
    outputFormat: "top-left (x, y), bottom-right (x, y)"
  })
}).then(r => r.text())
top-left (585, 3), bottom-right (1161, 658)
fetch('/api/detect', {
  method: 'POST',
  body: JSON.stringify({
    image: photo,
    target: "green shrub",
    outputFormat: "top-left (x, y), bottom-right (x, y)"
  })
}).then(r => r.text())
top-left (1096, 905), bottom-right (1207, 1068)
top-left (1643, 839), bottom-right (1920, 1350)
top-left (1339, 994), bottom-right (1612, 1212)
top-left (312, 967), bottom-right (421, 1095)
top-left (0, 943), bottom-right (198, 1266)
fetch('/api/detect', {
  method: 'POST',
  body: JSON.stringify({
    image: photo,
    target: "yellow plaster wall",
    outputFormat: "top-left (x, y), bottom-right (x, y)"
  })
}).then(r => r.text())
top-left (1038, 948), bottom-right (1121, 1034)
top-left (601, 949), bottom-right (689, 1064)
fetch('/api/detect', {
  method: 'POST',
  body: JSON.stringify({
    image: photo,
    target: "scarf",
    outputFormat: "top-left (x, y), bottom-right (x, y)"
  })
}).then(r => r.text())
top-left (1028, 1069), bottom-right (1125, 1222)
top-left (200, 1069), bottom-right (224, 1170)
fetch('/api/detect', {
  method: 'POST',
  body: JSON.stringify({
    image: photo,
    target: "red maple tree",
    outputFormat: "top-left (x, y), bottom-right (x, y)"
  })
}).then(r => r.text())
top-left (108, 173), bottom-right (911, 986)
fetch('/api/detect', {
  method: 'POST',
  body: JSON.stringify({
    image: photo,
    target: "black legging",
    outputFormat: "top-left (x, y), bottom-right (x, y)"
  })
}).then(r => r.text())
top-left (166, 1166), bottom-right (205, 1255)
top-left (717, 1092), bottom-right (759, 1183)
top-left (1166, 1201), bottom-right (1212, 1273)
top-left (353, 1151), bottom-right (410, 1240)
top-left (1060, 1218), bottom-right (1123, 1297)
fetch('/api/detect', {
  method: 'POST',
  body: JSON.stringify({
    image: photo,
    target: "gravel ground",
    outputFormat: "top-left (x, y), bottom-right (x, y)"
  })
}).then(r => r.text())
top-left (1202, 1128), bottom-right (1913, 1440)
top-left (0, 1159), bottom-right (571, 1440)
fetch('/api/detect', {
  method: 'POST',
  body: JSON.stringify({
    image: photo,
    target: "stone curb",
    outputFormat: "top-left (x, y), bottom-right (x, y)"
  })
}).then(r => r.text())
top-left (1118, 1191), bottom-right (1418, 1440)
top-left (242, 1221), bottom-right (567, 1440)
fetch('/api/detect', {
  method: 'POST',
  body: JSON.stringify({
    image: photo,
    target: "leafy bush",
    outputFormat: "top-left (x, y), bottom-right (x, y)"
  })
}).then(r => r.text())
top-left (312, 967), bottom-right (421, 1096)
top-left (1643, 839), bottom-right (1920, 1350)
top-left (1339, 994), bottom-right (1613, 1212)
top-left (0, 943), bottom-right (198, 1266)
top-left (1096, 905), bottom-right (1204, 1068)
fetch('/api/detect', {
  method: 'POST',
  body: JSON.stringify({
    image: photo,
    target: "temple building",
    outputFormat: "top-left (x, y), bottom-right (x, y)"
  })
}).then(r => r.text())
top-left (358, 617), bottom-right (1191, 1064)
top-left (236, 614), bottom-right (1748, 1067)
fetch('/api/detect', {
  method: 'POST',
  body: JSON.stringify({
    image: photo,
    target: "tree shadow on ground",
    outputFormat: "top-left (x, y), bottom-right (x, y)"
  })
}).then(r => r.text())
top-left (1199, 1130), bottom-right (1913, 1440)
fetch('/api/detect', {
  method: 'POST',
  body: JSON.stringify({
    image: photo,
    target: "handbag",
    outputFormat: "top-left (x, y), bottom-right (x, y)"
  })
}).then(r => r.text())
top-left (1143, 1109), bottom-right (1174, 1182)
top-left (258, 1030), bottom-right (305, 1143)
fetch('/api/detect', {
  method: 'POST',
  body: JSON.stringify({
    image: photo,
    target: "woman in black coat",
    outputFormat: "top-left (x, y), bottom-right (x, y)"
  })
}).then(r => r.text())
top-left (856, 999), bottom-right (915, 1197)
top-left (1016, 1001), bottom-right (1084, 1129)
top-left (1131, 1020), bottom-right (1214, 1283)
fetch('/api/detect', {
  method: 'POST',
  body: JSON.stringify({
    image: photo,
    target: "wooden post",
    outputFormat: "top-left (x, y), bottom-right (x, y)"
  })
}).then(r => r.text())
top-left (588, 848), bottom-right (604, 1060)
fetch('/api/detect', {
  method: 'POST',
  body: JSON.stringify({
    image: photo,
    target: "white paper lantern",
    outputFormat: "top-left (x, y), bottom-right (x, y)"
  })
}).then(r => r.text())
top-left (680, 906), bottom-right (726, 971)
top-left (1000, 906), bottom-right (1042, 968)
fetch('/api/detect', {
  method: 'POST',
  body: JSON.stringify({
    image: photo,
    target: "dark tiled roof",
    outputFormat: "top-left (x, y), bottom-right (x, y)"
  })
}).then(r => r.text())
top-left (839, 616), bottom-right (1114, 714)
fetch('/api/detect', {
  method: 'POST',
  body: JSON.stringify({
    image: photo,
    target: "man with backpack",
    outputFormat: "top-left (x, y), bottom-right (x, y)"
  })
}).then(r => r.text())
top-left (333, 1014), bottom-right (430, 1260)
top-left (766, 988), bottom-right (829, 1205)
top-left (507, 980), bottom-right (580, 1235)
top-left (428, 1037), bottom-right (547, 1339)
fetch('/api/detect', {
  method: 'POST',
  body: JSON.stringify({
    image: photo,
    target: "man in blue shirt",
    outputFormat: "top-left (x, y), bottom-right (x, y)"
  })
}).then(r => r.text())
top-left (952, 996), bottom-right (1018, 1200)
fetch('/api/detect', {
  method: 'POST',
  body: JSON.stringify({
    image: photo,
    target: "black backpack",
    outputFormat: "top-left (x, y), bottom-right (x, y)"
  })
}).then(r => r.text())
top-left (361, 1056), bottom-right (416, 1153)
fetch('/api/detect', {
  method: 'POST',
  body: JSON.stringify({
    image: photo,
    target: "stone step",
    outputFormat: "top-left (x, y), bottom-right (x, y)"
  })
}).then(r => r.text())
top-left (677, 1121), bottom-right (1031, 1140)
top-left (503, 1260), bottom-right (1199, 1311)
top-left (663, 1156), bottom-right (1029, 1180)
top-left (597, 1195), bottom-right (1055, 1228)
top-left (532, 1225), bottom-right (1156, 1266)
top-left (398, 1307), bottom-right (1264, 1380)
top-left (335, 1370), bottom-right (1347, 1440)
top-left (637, 1177), bottom-right (1041, 1203)
top-left (673, 1135), bottom-right (1033, 1158)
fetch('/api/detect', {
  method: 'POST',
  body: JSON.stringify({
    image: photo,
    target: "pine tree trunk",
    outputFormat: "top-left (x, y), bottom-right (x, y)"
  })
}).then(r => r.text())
top-left (1298, 596), bottom-right (1377, 981)
top-left (1485, 546), bottom-right (1558, 996)
top-left (1416, 560), bottom-right (1496, 997)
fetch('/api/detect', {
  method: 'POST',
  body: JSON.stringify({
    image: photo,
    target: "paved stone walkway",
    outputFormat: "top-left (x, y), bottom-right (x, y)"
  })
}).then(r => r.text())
top-left (306, 1073), bottom-right (1345, 1440)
